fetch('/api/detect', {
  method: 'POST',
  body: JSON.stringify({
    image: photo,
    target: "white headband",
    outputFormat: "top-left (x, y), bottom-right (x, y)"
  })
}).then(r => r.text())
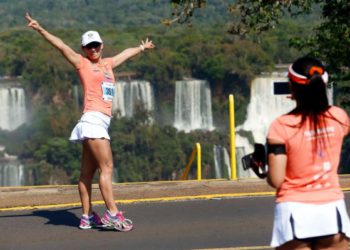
top-left (288, 65), bottom-right (329, 84)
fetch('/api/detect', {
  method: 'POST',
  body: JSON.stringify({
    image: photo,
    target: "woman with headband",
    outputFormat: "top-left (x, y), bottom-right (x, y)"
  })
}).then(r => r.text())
top-left (267, 56), bottom-right (350, 249)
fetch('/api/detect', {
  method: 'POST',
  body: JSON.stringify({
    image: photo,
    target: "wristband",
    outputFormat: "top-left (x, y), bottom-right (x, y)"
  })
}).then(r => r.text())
top-left (140, 45), bottom-right (145, 51)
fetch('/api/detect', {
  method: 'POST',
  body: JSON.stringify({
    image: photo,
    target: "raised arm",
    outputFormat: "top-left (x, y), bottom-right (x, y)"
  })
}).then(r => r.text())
top-left (25, 12), bottom-right (80, 68)
top-left (111, 38), bottom-right (155, 68)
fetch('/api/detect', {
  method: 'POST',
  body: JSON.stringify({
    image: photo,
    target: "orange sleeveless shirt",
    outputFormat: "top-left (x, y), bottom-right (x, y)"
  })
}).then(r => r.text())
top-left (267, 106), bottom-right (350, 204)
top-left (76, 55), bottom-right (115, 116)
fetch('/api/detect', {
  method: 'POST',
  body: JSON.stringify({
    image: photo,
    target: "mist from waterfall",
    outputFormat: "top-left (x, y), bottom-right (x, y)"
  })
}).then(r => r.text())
top-left (174, 79), bottom-right (214, 132)
top-left (0, 87), bottom-right (27, 131)
top-left (113, 80), bottom-right (154, 118)
top-left (0, 161), bottom-right (25, 186)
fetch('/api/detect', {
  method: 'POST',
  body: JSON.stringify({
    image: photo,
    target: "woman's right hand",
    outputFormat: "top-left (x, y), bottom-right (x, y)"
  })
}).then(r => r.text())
top-left (25, 12), bottom-right (41, 31)
top-left (24, 12), bottom-right (80, 68)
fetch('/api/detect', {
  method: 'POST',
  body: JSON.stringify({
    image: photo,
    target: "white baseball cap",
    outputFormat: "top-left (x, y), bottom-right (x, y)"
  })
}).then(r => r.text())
top-left (81, 31), bottom-right (103, 46)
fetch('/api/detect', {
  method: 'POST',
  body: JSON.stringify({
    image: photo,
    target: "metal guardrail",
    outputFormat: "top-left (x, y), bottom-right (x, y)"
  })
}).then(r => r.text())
top-left (181, 143), bottom-right (202, 181)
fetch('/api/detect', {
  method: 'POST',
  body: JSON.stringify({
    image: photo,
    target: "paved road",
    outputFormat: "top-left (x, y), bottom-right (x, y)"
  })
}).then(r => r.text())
top-left (0, 196), bottom-right (275, 250)
top-left (1, 193), bottom-right (349, 250)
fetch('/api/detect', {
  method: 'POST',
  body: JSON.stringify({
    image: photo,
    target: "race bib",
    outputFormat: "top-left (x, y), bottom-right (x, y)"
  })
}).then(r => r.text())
top-left (101, 81), bottom-right (115, 102)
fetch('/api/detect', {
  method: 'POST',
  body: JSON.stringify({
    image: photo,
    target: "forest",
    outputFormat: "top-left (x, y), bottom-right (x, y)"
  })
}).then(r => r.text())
top-left (0, 0), bottom-right (349, 184)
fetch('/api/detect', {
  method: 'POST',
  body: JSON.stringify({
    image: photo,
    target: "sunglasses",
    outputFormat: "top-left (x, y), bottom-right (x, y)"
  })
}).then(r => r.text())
top-left (84, 42), bottom-right (101, 49)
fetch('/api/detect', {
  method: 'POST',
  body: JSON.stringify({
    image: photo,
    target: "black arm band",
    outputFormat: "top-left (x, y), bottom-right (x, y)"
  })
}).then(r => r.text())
top-left (267, 144), bottom-right (286, 155)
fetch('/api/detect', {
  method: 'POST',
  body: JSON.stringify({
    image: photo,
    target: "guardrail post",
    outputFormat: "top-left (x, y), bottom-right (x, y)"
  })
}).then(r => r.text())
top-left (229, 94), bottom-right (237, 180)
top-left (181, 143), bottom-right (202, 181)
top-left (196, 143), bottom-right (201, 181)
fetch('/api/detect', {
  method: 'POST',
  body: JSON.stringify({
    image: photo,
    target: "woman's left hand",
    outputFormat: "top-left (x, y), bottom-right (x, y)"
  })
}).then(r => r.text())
top-left (141, 38), bottom-right (155, 50)
top-left (25, 12), bottom-right (42, 31)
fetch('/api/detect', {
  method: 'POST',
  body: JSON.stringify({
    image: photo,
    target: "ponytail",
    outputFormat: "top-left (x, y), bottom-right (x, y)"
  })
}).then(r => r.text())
top-left (288, 57), bottom-right (330, 154)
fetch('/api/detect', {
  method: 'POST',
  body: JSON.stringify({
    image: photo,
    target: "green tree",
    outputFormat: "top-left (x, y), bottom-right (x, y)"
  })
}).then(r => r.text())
top-left (168, 0), bottom-right (350, 72)
top-left (33, 137), bottom-right (81, 183)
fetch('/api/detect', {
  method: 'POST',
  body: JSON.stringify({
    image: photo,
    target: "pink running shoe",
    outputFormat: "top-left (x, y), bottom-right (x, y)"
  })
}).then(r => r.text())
top-left (101, 210), bottom-right (133, 232)
top-left (79, 211), bottom-right (102, 229)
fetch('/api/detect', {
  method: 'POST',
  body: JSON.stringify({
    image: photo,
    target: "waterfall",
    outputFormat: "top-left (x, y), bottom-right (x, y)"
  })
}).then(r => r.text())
top-left (174, 79), bottom-right (214, 132)
top-left (73, 84), bottom-right (80, 107)
top-left (326, 84), bottom-right (334, 105)
top-left (0, 87), bottom-right (27, 131)
top-left (113, 80), bottom-right (154, 118)
top-left (235, 72), bottom-right (334, 178)
top-left (235, 73), bottom-right (295, 178)
top-left (213, 144), bottom-right (255, 179)
top-left (213, 145), bottom-right (231, 179)
top-left (235, 145), bottom-right (256, 178)
top-left (235, 135), bottom-right (254, 178)
top-left (237, 74), bottom-right (295, 144)
top-left (237, 72), bottom-right (333, 144)
top-left (0, 161), bottom-right (25, 186)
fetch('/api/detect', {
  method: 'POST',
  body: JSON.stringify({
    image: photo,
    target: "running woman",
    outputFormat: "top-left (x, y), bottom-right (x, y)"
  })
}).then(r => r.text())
top-left (267, 56), bottom-right (350, 249)
top-left (25, 12), bottom-right (155, 231)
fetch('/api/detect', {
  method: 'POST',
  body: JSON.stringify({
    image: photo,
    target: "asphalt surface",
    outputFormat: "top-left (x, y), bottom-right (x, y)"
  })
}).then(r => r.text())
top-left (1, 177), bottom-right (350, 249)
top-left (1, 193), bottom-right (350, 250)
top-left (0, 196), bottom-right (276, 250)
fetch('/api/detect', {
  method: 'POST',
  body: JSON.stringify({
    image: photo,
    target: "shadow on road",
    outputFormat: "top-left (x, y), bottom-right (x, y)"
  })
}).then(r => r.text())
top-left (0, 208), bottom-right (80, 228)
top-left (32, 209), bottom-right (80, 227)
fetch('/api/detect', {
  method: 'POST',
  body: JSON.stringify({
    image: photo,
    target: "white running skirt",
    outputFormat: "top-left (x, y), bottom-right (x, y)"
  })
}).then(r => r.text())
top-left (271, 199), bottom-right (350, 247)
top-left (69, 111), bottom-right (111, 142)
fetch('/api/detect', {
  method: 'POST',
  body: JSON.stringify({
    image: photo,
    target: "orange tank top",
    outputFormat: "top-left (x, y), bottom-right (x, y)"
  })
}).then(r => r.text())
top-left (76, 55), bottom-right (115, 116)
top-left (267, 106), bottom-right (350, 204)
